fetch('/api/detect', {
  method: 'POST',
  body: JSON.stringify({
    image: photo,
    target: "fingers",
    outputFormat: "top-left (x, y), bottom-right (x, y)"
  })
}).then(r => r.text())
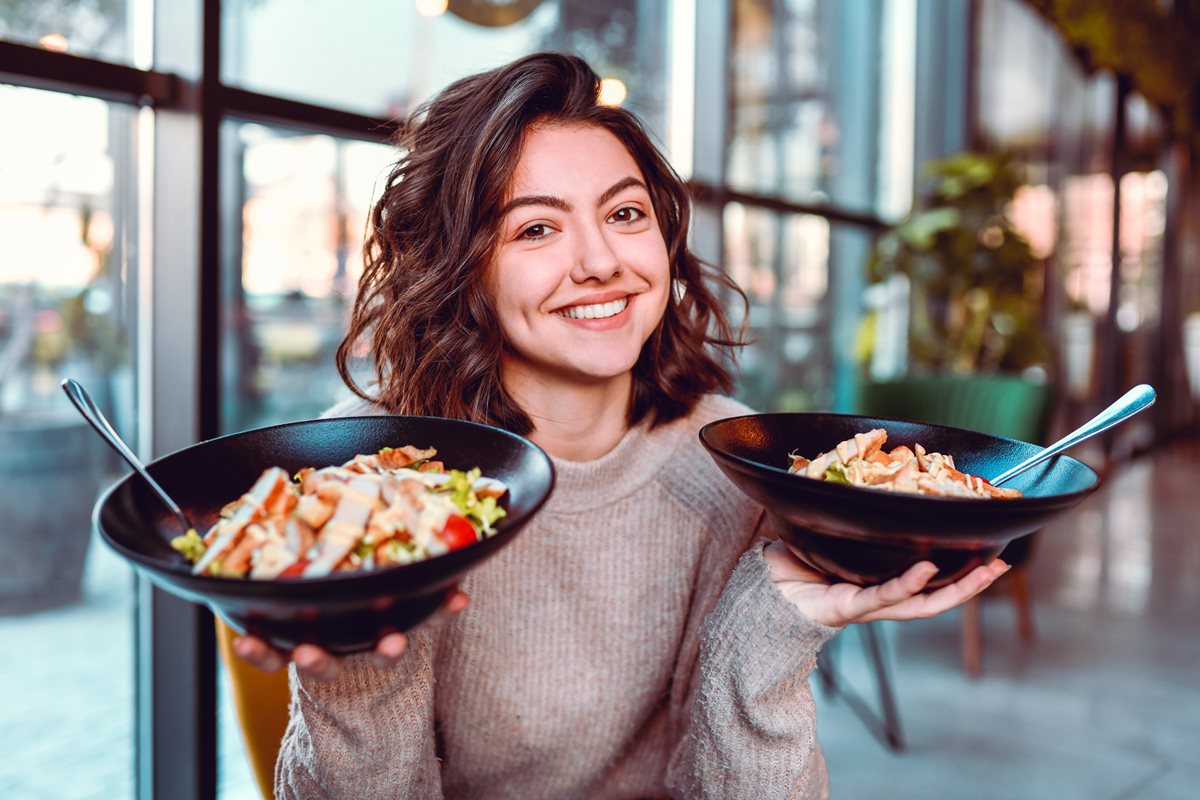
top-left (370, 633), bottom-right (409, 669)
top-left (855, 559), bottom-right (1010, 623)
top-left (372, 590), bottom-right (468, 667)
top-left (232, 590), bottom-right (472, 681)
top-left (874, 561), bottom-right (941, 606)
top-left (836, 561), bottom-right (939, 621)
top-left (292, 644), bottom-right (345, 682)
top-left (421, 589), bottom-right (471, 629)
top-left (232, 635), bottom-right (288, 673)
top-left (444, 589), bottom-right (470, 614)
top-left (920, 559), bottom-right (1009, 611)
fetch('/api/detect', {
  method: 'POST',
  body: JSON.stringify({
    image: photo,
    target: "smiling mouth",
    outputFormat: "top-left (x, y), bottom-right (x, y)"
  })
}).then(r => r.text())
top-left (552, 296), bottom-right (629, 321)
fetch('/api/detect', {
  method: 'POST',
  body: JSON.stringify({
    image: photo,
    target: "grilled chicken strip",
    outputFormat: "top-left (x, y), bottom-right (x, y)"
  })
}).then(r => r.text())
top-left (193, 467), bottom-right (293, 575)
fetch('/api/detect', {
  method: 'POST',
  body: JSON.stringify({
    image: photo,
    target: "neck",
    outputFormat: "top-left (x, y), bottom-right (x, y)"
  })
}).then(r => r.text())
top-left (503, 366), bottom-right (634, 462)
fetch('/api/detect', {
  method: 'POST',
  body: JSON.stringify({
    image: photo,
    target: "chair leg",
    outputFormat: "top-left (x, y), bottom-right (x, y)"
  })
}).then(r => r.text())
top-left (961, 597), bottom-right (982, 677)
top-left (1009, 567), bottom-right (1035, 641)
top-left (862, 622), bottom-right (905, 751)
top-left (817, 624), bottom-right (905, 751)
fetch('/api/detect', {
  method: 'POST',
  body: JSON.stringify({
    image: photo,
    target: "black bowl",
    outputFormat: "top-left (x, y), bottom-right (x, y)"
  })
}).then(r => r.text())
top-left (699, 413), bottom-right (1099, 589)
top-left (95, 415), bottom-right (555, 654)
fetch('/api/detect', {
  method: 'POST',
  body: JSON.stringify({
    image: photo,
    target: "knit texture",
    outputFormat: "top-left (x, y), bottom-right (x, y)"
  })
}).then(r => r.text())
top-left (276, 394), bottom-right (839, 799)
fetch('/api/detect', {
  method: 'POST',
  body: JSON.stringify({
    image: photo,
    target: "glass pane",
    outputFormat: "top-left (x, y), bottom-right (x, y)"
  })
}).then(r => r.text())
top-left (0, 0), bottom-right (135, 64)
top-left (0, 85), bottom-right (137, 799)
top-left (725, 202), bottom-right (832, 413)
top-left (221, 0), bottom-right (669, 133)
top-left (730, 0), bottom-right (827, 201)
top-left (218, 122), bottom-right (395, 435)
top-left (975, 0), bottom-right (1065, 149)
top-left (729, 0), bottom-right (900, 215)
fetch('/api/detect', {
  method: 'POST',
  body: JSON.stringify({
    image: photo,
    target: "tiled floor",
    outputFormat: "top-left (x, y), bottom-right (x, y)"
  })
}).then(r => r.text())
top-left (2, 441), bottom-right (1196, 799)
top-left (816, 440), bottom-right (1200, 799)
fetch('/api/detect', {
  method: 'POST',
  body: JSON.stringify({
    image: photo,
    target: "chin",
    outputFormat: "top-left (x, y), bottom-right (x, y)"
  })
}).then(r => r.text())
top-left (573, 361), bottom-right (641, 384)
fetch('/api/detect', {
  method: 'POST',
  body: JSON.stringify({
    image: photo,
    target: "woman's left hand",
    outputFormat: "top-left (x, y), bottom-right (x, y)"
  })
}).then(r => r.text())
top-left (762, 540), bottom-right (1010, 628)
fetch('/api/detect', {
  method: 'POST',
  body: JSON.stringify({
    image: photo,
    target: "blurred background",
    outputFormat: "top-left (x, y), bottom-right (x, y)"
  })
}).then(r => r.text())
top-left (1, 1), bottom-right (1197, 798)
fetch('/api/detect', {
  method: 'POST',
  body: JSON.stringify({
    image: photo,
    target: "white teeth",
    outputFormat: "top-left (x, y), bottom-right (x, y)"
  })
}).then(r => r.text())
top-left (555, 297), bottom-right (628, 320)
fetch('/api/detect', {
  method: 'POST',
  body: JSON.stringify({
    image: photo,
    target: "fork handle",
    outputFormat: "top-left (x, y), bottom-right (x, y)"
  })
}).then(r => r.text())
top-left (990, 384), bottom-right (1155, 486)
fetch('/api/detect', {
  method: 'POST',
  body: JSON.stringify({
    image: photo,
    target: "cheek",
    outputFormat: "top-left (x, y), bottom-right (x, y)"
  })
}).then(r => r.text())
top-left (490, 260), bottom-right (552, 334)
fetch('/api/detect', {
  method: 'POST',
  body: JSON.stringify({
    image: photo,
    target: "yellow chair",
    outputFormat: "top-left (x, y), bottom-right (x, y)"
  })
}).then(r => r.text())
top-left (215, 619), bottom-right (291, 800)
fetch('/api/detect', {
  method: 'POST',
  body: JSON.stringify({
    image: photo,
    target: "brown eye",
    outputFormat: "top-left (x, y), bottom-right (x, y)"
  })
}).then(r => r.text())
top-left (519, 224), bottom-right (551, 240)
top-left (608, 206), bottom-right (645, 224)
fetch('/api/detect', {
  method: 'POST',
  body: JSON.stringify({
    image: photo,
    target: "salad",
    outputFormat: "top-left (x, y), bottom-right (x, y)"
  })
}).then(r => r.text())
top-left (171, 445), bottom-right (508, 579)
top-left (787, 429), bottom-right (1022, 499)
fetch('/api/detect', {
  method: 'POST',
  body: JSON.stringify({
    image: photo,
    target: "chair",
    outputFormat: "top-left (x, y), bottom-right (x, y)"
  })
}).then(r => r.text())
top-left (216, 619), bottom-right (291, 800)
top-left (855, 374), bottom-right (1053, 675)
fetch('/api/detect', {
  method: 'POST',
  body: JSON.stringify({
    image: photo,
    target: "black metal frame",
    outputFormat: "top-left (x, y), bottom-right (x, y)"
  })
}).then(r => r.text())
top-left (0, 40), bottom-right (398, 137)
top-left (688, 181), bottom-right (888, 231)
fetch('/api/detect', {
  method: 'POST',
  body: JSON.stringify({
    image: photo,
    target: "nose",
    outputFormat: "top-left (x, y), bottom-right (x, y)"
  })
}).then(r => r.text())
top-left (569, 222), bottom-right (622, 283)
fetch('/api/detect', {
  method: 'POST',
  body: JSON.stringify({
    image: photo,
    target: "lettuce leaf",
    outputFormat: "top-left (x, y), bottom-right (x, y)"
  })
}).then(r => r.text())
top-left (442, 468), bottom-right (508, 530)
top-left (823, 462), bottom-right (851, 485)
top-left (170, 528), bottom-right (207, 563)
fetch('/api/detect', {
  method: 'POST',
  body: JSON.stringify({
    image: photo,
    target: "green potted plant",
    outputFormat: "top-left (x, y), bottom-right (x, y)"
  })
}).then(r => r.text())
top-left (854, 150), bottom-right (1054, 445)
top-left (862, 151), bottom-right (1049, 378)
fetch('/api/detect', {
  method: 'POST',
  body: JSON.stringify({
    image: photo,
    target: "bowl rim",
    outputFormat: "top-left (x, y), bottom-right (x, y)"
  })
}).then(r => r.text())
top-left (93, 413), bottom-right (556, 588)
top-left (699, 411), bottom-right (1100, 508)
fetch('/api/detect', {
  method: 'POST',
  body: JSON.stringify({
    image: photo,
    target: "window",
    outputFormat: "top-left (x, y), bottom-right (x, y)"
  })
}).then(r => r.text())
top-left (218, 125), bottom-right (394, 433)
top-left (724, 0), bottom-right (906, 411)
top-left (0, 85), bottom-right (139, 799)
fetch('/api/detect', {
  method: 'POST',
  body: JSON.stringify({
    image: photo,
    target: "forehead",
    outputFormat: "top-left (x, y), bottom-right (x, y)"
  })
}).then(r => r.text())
top-left (508, 123), bottom-right (643, 195)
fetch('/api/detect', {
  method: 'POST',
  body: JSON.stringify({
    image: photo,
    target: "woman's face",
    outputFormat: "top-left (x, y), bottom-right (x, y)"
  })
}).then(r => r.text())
top-left (489, 122), bottom-right (671, 391)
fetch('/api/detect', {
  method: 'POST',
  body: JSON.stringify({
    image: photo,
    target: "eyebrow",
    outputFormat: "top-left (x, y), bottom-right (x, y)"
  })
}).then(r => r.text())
top-left (498, 176), bottom-right (648, 219)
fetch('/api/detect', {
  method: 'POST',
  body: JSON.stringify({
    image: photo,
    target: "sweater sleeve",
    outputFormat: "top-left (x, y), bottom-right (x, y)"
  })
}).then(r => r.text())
top-left (274, 628), bottom-right (443, 799)
top-left (665, 538), bottom-right (841, 800)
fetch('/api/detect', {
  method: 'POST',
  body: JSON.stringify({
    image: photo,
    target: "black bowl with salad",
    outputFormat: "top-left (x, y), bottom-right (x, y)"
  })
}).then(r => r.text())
top-left (94, 415), bottom-right (555, 654)
top-left (700, 412), bottom-right (1099, 589)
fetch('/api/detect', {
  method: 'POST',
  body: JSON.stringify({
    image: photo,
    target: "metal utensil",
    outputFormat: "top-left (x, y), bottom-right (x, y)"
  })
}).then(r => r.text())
top-left (61, 377), bottom-right (196, 535)
top-left (990, 383), bottom-right (1156, 486)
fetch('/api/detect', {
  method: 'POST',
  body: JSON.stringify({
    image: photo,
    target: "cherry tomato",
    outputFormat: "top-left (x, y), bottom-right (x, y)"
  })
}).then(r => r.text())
top-left (438, 515), bottom-right (478, 551)
top-left (278, 559), bottom-right (310, 579)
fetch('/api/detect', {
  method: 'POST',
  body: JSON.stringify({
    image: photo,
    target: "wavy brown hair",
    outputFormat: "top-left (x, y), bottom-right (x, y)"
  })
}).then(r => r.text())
top-left (337, 52), bottom-right (746, 435)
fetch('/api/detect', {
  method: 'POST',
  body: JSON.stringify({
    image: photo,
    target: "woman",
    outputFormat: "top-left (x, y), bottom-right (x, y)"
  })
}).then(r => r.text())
top-left (238, 52), bottom-right (1008, 799)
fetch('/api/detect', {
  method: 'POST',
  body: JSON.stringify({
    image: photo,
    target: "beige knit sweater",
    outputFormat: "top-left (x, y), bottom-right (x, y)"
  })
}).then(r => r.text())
top-left (276, 394), bottom-right (840, 799)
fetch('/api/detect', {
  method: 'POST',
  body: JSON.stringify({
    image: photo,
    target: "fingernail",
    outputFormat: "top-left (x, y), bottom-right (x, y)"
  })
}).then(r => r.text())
top-left (233, 637), bottom-right (255, 659)
top-left (921, 562), bottom-right (940, 578)
top-left (293, 650), bottom-right (319, 670)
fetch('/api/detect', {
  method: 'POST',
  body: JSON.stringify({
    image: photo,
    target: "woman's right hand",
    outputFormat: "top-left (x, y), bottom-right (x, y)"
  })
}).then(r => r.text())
top-left (231, 589), bottom-right (470, 681)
